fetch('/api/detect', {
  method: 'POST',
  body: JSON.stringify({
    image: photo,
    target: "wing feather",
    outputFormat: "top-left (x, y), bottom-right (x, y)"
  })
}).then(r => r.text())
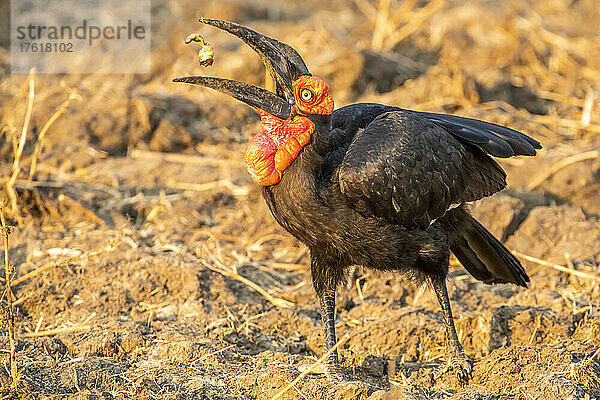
top-left (338, 110), bottom-right (509, 229)
top-left (416, 111), bottom-right (541, 157)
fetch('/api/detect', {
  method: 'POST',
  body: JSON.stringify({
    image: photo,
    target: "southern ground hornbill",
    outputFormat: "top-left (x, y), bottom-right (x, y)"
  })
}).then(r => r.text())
top-left (174, 19), bottom-right (540, 383)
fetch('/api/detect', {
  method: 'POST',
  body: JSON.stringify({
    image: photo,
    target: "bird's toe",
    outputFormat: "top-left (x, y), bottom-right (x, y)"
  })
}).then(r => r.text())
top-left (450, 354), bottom-right (472, 386)
top-left (432, 353), bottom-right (472, 385)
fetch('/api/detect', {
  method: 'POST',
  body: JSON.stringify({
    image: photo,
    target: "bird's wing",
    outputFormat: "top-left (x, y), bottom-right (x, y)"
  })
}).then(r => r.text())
top-left (414, 111), bottom-right (541, 157)
top-left (337, 110), bottom-right (528, 229)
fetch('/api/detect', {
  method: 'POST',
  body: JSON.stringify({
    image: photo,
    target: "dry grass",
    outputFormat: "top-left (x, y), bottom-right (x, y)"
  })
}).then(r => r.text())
top-left (0, 200), bottom-right (18, 390)
top-left (6, 69), bottom-right (35, 220)
top-left (527, 149), bottom-right (600, 190)
top-left (28, 92), bottom-right (81, 182)
top-left (4, 69), bottom-right (77, 224)
top-left (199, 243), bottom-right (295, 308)
top-left (130, 148), bottom-right (240, 167)
top-left (513, 251), bottom-right (600, 283)
top-left (11, 237), bottom-right (119, 288)
top-left (341, 0), bottom-right (600, 147)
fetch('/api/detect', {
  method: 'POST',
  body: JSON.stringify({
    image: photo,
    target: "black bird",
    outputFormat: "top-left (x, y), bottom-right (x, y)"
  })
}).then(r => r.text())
top-left (175, 19), bottom-right (540, 383)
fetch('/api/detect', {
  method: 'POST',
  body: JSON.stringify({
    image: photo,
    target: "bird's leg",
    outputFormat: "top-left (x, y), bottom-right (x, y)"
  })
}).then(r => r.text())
top-left (319, 289), bottom-right (343, 380)
top-left (432, 276), bottom-right (472, 384)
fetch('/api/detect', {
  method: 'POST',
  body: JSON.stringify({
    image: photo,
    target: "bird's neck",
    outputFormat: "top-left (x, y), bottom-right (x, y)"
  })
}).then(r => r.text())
top-left (288, 115), bottom-right (330, 176)
top-left (306, 114), bottom-right (331, 155)
top-left (258, 117), bottom-right (332, 246)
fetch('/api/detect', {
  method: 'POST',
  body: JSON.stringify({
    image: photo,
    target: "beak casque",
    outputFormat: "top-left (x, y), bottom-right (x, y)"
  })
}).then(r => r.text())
top-left (173, 18), bottom-right (311, 120)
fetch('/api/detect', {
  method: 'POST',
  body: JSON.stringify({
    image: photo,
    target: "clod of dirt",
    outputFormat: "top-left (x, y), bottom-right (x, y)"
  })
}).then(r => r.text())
top-left (533, 156), bottom-right (600, 216)
top-left (352, 43), bottom-right (439, 97)
top-left (536, 373), bottom-right (588, 399)
top-left (59, 323), bottom-right (147, 357)
top-left (149, 119), bottom-right (193, 152)
top-left (470, 194), bottom-right (526, 241)
top-left (343, 303), bottom-right (443, 366)
top-left (506, 205), bottom-right (600, 262)
top-left (476, 81), bottom-right (551, 115)
top-left (488, 305), bottom-right (574, 351)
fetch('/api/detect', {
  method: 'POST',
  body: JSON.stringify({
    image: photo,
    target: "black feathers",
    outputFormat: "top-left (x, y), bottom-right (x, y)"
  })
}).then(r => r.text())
top-left (336, 108), bottom-right (510, 229)
top-left (415, 111), bottom-right (541, 158)
top-left (447, 209), bottom-right (530, 287)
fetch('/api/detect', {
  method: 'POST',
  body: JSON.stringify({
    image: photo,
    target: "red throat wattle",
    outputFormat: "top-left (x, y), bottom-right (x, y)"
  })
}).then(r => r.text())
top-left (243, 76), bottom-right (333, 186)
top-left (243, 111), bottom-right (315, 186)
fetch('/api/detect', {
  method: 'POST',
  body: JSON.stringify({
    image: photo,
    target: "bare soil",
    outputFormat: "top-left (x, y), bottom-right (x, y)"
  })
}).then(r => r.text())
top-left (0, 0), bottom-right (600, 399)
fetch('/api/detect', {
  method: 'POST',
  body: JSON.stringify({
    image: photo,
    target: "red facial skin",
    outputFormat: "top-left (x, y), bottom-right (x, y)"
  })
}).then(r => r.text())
top-left (243, 75), bottom-right (334, 186)
top-left (293, 75), bottom-right (334, 116)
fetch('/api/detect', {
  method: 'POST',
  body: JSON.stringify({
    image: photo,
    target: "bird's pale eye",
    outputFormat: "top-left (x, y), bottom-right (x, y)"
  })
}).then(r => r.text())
top-left (300, 88), bottom-right (314, 102)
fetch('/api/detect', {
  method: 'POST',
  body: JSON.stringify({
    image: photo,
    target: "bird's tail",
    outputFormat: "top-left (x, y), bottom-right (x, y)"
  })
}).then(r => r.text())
top-left (442, 208), bottom-right (529, 287)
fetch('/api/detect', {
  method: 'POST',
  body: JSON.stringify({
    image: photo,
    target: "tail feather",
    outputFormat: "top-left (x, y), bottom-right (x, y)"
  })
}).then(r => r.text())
top-left (447, 210), bottom-right (529, 287)
top-left (450, 236), bottom-right (494, 282)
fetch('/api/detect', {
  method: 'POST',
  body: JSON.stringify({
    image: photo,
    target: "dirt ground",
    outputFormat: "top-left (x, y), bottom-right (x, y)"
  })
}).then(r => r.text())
top-left (1, 0), bottom-right (600, 399)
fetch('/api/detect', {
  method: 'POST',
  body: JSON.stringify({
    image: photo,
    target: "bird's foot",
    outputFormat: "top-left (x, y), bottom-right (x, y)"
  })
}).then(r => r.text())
top-left (433, 352), bottom-right (472, 386)
top-left (325, 363), bottom-right (346, 381)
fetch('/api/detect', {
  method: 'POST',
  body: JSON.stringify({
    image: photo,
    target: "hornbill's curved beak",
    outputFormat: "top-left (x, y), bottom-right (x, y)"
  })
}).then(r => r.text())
top-left (173, 18), bottom-right (310, 120)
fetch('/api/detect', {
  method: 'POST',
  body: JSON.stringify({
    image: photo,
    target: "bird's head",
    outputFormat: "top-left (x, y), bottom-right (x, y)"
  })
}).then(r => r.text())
top-left (174, 19), bottom-right (334, 186)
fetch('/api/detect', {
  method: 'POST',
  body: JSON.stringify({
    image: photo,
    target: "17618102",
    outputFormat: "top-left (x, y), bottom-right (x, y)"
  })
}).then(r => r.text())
top-left (19, 42), bottom-right (73, 53)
